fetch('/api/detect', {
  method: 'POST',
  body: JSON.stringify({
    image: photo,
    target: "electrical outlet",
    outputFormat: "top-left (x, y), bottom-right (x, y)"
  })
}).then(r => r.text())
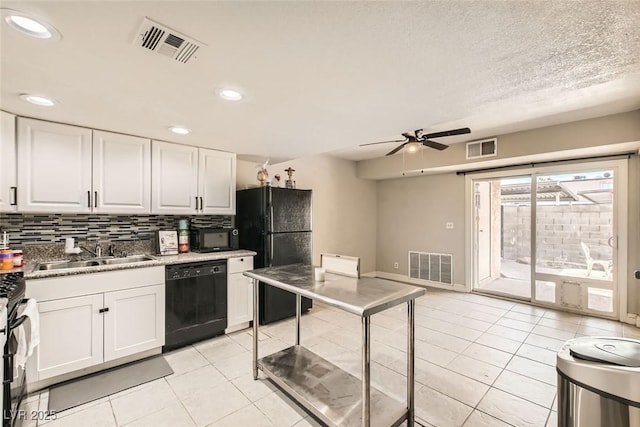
top-left (446, 222), bottom-right (454, 229)
top-left (393, 262), bottom-right (399, 269)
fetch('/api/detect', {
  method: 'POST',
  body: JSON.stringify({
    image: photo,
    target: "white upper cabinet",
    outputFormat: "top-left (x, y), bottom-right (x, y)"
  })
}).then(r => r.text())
top-left (151, 140), bottom-right (198, 214)
top-left (0, 111), bottom-right (17, 212)
top-left (16, 119), bottom-right (152, 214)
top-left (93, 131), bottom-right (151, 214)
top-left (13, 117), bottom-right (235, 215)
top-left (152, 141), bottom-right (236, 215)
top-left (17, 118), bottom-right (92, 213)
top-left (199, 148), bottom-right (236, 215)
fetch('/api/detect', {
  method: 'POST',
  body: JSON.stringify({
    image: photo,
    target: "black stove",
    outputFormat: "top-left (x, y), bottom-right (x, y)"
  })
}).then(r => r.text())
top-left (1, 272), bottom-right (27, 427)
top-left (0, 273), bottom-right (26, 311)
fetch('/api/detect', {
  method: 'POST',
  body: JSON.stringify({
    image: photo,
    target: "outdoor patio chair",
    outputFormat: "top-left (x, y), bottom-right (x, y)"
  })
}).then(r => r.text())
top-left (580, 241), bottom-right (612, 279)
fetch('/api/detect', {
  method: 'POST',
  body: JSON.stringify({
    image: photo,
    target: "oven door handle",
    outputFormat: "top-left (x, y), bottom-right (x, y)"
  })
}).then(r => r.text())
top-left (8, 298), bottom-right (30, 323)
top-left (10, 315), bottom-right (28, 329)
top-left (7, 298), bottom-right (29, 324)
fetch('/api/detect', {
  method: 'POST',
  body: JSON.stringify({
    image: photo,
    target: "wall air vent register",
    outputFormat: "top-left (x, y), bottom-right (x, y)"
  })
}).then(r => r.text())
top-left (134, 17), bottom-right (204, 64)
top-left (409, 251), bottom-right (452, 285)
top-left (466, 138), bottom-right (497, 160)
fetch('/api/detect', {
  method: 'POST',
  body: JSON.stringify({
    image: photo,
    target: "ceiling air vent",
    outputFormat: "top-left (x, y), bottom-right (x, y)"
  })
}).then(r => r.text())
top-left (134, 17), bottom-right (204, 64)
top-left (467, 138), bottom-right (497, 160)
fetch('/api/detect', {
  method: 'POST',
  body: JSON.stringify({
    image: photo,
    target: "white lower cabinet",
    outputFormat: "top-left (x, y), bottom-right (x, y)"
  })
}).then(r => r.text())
top-left (103, 285), bottom-right (164, 361)
top-left (227, 256), bottom-right (254, 332)
top-left (36, 295), bottom-right (104, 380)
top-left (27, 267), bottom-right (165, 383)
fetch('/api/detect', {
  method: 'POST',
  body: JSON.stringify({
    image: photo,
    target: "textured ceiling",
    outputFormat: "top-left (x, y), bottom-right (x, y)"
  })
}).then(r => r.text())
top-left (1, 1), bottom-right (639, 162)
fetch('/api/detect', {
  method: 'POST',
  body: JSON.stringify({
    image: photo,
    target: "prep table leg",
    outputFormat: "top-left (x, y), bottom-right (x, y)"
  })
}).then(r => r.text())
top-left (407, 299), bottom-right (415, 426)
top-left (362, 315), bottom-right (371, 427)
top-left (253, 278), bottom-right (259, 380)
top-left (295, 294), bottom-right (301, 345)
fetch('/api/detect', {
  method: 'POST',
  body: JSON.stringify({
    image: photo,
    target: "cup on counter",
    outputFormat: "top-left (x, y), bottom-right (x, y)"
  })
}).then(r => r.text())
top-left (314, 267), bottom-right (326, 282)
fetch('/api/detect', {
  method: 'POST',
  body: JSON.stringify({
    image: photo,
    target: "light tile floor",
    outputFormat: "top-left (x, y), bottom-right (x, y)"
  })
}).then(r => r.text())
top-left (23, 288), bottom-right (640, 427)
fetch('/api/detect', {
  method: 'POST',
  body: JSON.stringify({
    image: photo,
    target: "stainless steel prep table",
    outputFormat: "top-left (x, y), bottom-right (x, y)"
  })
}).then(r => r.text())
top-left (244, 264), bottom-right (425, 427)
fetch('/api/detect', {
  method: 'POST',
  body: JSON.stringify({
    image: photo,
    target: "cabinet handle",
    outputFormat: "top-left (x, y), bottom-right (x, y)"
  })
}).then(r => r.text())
top-left (94, 191), bottom-right (98, 208)
top-left (195, 196), bottom-right (199, 211)
top-left (199, 196), bottom-right (203, 211)
top-left (87, 191), bottom-right (91, 208)
top-left (99, 307), bottom-right (109, 313)
top-left (10, 187), bottom-right (17, 206)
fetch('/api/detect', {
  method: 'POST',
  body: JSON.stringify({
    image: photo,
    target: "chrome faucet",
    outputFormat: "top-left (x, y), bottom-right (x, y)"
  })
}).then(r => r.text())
top-left (79, 243), bottom-right (102, 258)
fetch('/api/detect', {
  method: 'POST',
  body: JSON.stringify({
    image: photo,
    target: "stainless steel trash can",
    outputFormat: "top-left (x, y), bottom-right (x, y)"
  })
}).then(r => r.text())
top-left (557, 336), bottom-right (640, 427)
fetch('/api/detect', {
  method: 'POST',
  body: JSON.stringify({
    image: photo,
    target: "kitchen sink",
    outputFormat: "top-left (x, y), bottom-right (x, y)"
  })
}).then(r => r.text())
top-left (101, 255), bottom-right (155, 265)
top-left (36, 255), bottom-right (155, 270)
top-left (37, 260), bottom-right (102, 270)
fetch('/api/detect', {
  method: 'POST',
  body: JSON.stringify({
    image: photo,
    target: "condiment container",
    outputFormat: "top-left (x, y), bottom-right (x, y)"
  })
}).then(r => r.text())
top-left (0, 249), bottom-right (14, 270)
top-left (178, 219), bottom-right (189, 253)
top-left (12, 250), bottom-right (23, 267)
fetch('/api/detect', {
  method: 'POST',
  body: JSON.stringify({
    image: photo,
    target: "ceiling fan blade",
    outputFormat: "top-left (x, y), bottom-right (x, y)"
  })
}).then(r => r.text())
top-left (424, 127), bottom-right (471, 139)
top-left (422, 139), bottom-right (449, 151)
top-left (386, 143), bottom-right (407, 156)
top-left (359, 138), bottom-right (407, 147)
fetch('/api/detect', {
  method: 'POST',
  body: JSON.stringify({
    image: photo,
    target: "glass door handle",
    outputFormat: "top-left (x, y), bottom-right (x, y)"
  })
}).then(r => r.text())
top-left (607, 236), bottom-right (617, 248)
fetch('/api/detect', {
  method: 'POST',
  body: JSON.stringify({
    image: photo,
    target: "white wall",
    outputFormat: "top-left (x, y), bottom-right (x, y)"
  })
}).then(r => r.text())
top-left (376, 173), bottom-right (466, 283)
top-left (237, 154), bottom-right (377, 273)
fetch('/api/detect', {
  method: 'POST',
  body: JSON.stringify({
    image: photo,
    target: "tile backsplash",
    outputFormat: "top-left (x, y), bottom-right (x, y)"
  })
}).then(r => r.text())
top-left (0, 213), bottom-right (232, 247)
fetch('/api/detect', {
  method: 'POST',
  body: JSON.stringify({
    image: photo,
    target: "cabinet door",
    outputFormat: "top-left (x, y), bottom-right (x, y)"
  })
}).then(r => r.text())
top-left (227, 273), bottom-right (254, 330)
top-left (93, 131), bottom-right (151, 213)
top-left (103, 284), bottom-right (165, 361)
top-left (17, 118), bottom-right (92, 213)
top-left (151, 140), bottom-right (198, 214)
top-left (36, 294), bottom-right (104, 380)
top-left (0, 111), bottom-right (16, 212)
top-left (198, 148), bottom-right (236, 215)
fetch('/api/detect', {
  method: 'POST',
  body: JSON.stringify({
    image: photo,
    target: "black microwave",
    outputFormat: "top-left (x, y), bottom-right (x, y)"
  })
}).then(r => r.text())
top-left (189, 228), bottom-right (239, 252)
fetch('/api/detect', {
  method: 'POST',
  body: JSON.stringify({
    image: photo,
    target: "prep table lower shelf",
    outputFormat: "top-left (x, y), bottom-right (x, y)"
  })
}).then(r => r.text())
top-left (259, 345), bottom-right (407, 427)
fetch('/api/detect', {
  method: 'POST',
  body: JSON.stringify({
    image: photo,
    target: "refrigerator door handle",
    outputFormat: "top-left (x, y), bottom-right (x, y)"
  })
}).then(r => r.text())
top-left (268, 233), bottom-right (274, 266)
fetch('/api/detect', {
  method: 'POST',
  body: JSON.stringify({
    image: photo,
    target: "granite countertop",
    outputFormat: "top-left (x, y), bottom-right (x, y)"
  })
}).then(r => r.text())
top-left (20, 250), bottom-right (257, 280)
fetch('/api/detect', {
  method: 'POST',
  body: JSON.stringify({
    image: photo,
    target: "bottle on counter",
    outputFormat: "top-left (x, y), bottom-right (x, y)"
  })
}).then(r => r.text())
top-left (0, 249), bottom-right (13, 270)
top-left (12, 250), bottom-right (23, 268)
top-left (178, 219), bottom-right (189, 253)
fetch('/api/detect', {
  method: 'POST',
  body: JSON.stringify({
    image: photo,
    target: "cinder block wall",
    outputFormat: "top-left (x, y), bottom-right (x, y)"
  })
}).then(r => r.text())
top-left (502, 204), bottom-right (612, 267)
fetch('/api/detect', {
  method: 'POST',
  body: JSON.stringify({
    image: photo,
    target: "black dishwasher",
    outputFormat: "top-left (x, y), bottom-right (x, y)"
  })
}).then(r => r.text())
top-left (164, 261), bottom-right (227, 351)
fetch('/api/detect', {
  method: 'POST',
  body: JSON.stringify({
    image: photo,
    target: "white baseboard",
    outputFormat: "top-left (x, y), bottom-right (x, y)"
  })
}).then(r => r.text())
top-left (621, 313), bottom-right (639, 326)
top-left (373, 271), bottom-right (467, 292)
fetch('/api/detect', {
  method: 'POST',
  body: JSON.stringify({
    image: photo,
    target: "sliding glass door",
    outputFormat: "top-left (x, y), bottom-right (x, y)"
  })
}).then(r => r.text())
top-left (532, 171), bottom-right (616, 316)
top-left (470, 161), bottom-right (625, 319)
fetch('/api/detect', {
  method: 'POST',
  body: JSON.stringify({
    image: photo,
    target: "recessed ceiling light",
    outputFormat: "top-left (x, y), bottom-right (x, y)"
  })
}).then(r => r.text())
top-left (219, 89), bottom-right (243, 101)
top-left (20, 94), bottom-right (55, 106)
top-left (1, 9), bottom-right (61, 40)
top-left (169, 126), bottom-right (191, 135)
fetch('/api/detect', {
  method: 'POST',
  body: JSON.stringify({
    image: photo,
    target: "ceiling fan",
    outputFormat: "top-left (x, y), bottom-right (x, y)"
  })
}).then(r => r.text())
top-left (361, 127), bottom-right (471, 156)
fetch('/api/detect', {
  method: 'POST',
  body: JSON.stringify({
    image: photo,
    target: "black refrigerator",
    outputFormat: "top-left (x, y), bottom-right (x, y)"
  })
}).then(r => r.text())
top-left (236, 187), bottom-right (313, 324)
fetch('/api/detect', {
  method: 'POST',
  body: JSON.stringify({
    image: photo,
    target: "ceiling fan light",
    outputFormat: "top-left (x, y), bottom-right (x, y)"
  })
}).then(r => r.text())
top-left (405, 142), bottom-right (422, 153)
